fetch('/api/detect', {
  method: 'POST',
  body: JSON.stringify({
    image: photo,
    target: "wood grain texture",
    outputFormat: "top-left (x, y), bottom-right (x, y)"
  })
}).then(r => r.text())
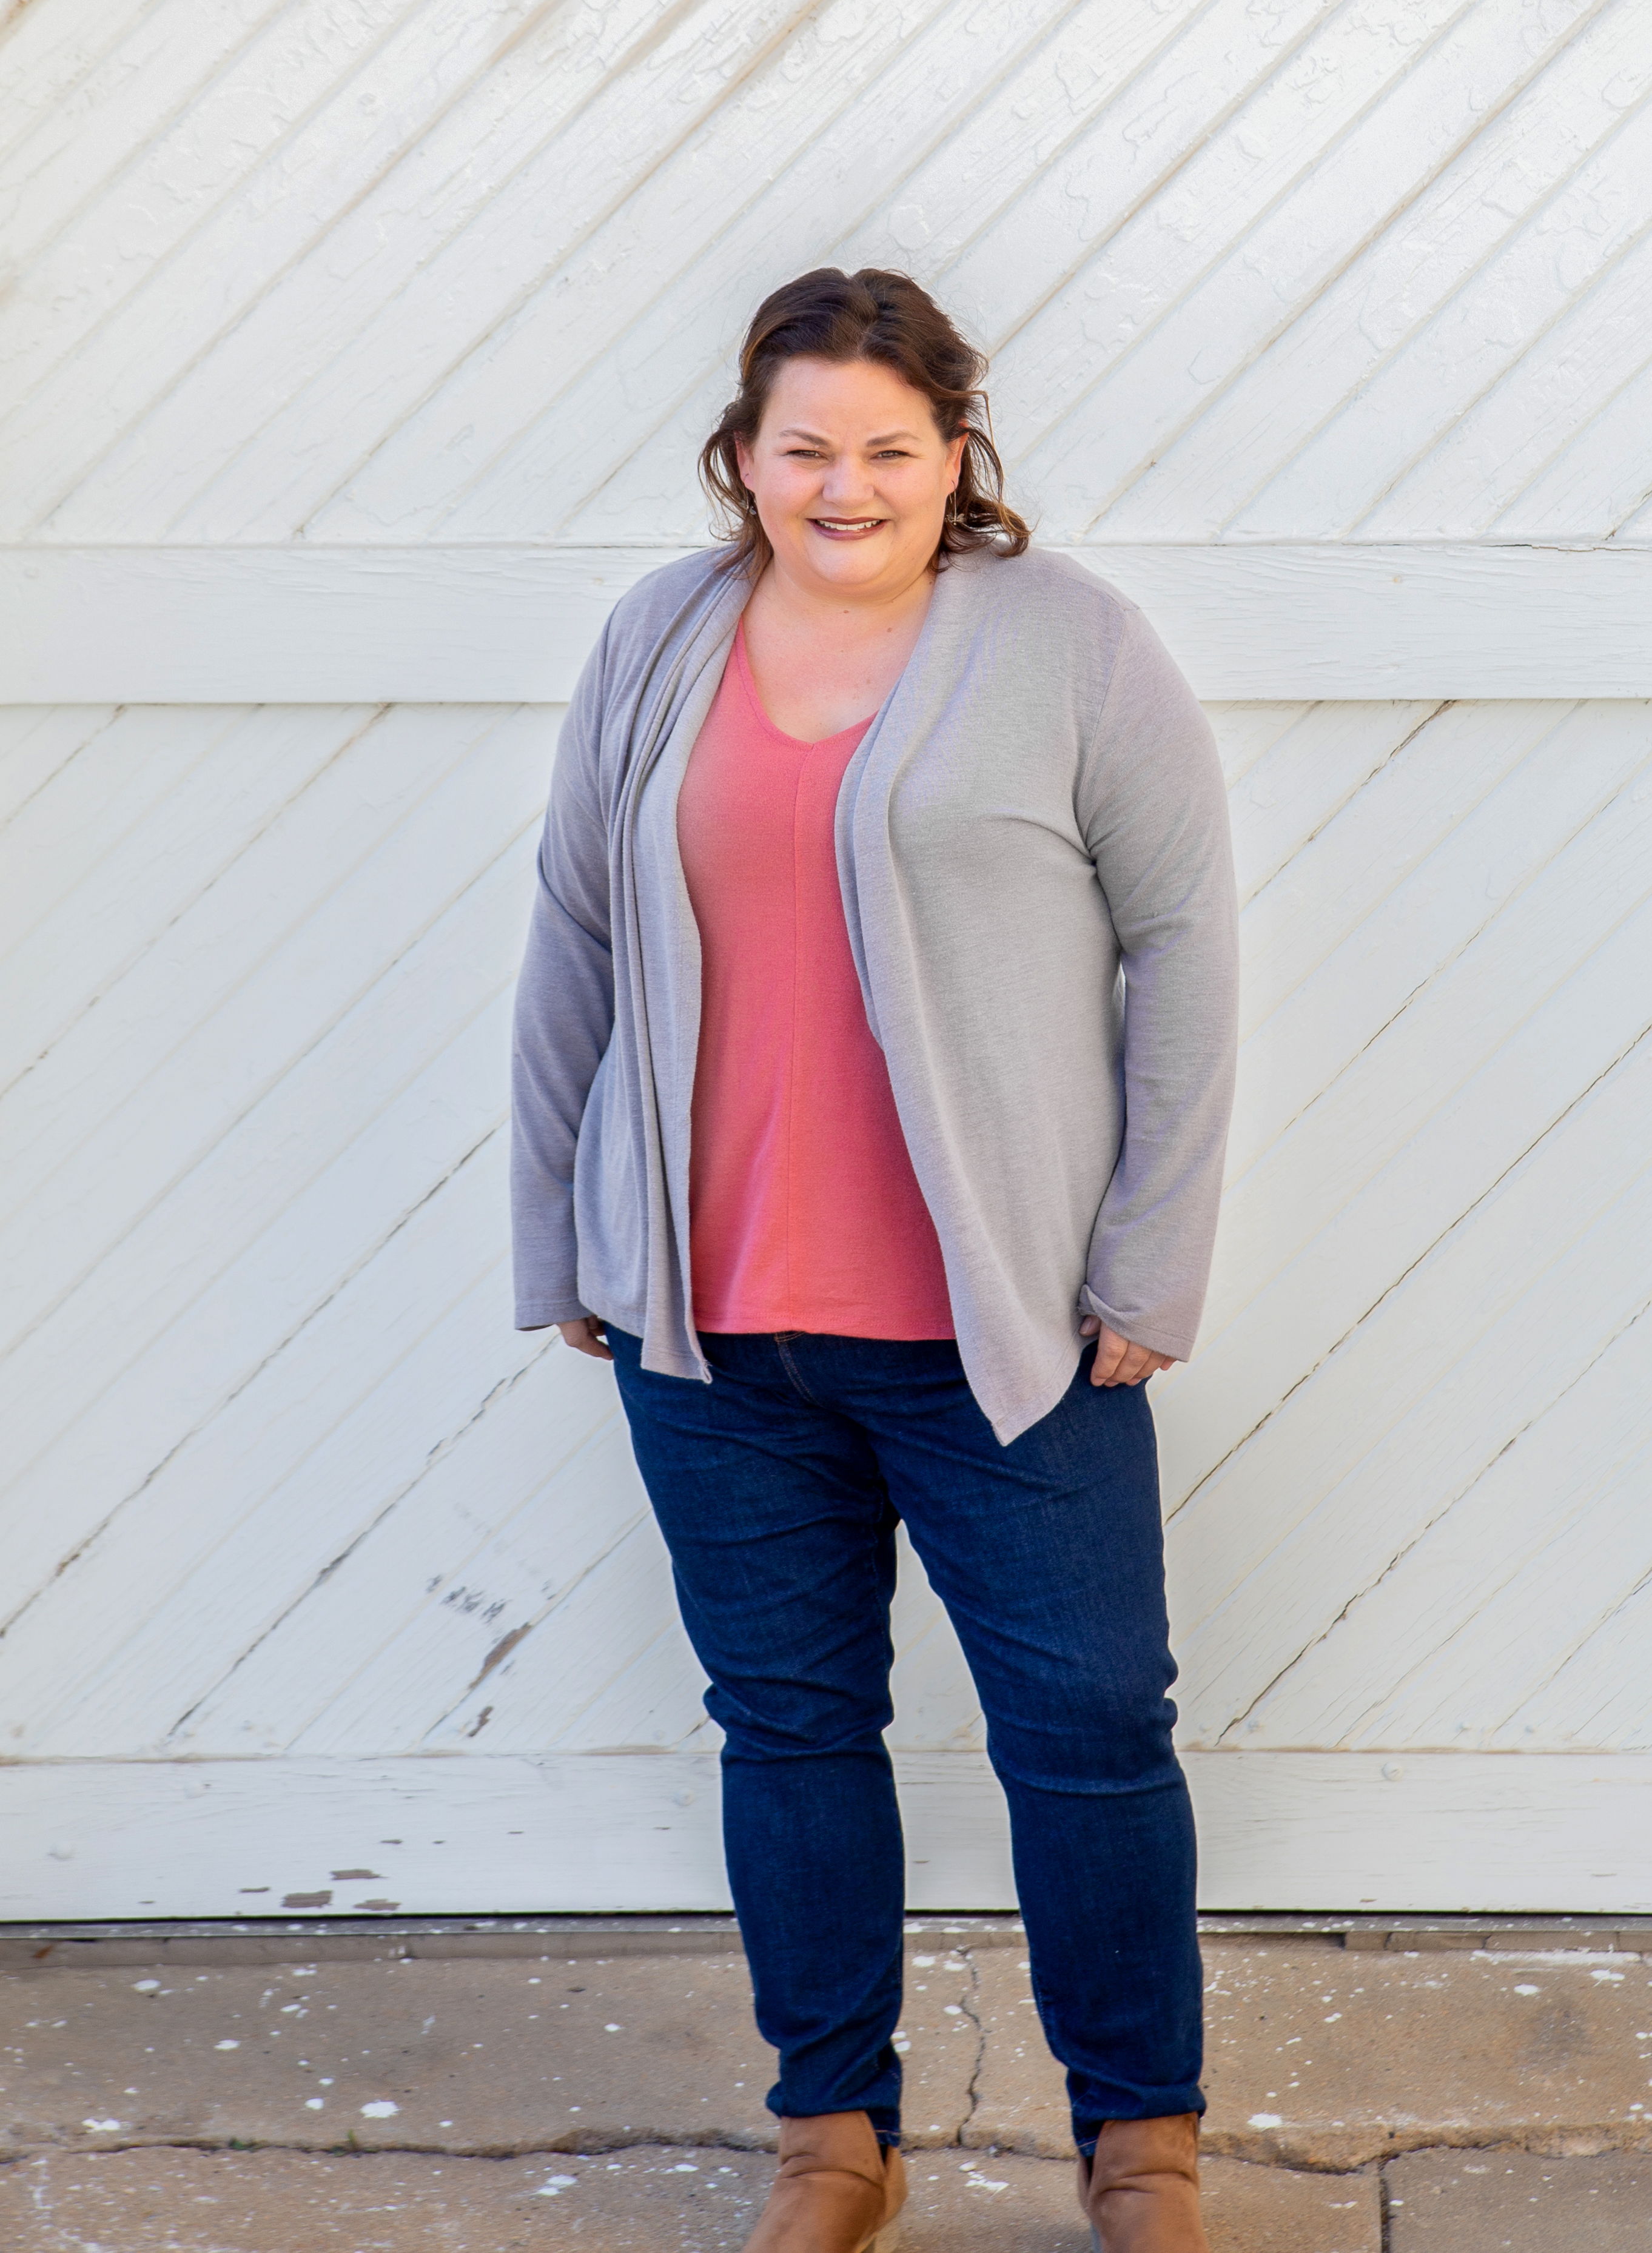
top-left (0, 1751), bottom-right (1645, 1919)
top-left (4, 545), bottom-right (1652, 700)
top-left (2, 0), bottom-right (1649, 543)
top-left (1, 691), bottom-right (1648, 1919)
top-left (5, 0), bottom-right (1652, 1910)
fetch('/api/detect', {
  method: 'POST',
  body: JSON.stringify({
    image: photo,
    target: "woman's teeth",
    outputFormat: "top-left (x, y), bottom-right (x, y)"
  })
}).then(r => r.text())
top-left (814, 518), bottom-right (882, 531)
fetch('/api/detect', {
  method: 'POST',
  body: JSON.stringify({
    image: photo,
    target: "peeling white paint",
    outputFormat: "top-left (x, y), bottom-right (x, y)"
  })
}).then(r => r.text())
top-left (2, 0), bottom-right (1648, 1923)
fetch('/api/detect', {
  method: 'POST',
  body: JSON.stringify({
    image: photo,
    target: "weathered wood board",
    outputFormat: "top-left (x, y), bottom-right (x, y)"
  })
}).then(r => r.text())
top-left (4, 545), bottom-right (1651, 702)
top-left (4, 0), bottom-right (1650, 1914)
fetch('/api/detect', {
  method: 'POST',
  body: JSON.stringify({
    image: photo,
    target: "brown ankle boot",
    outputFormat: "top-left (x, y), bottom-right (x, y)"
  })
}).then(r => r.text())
top-left (742, 2110), bottom-right (907, 2252)
top-left (1076, 2113), bottom-right (1208, 2252)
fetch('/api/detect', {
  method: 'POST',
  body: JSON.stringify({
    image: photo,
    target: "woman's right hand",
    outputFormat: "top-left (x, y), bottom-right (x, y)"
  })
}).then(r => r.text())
top-left (558, 1316), bottom-right (613, 1362)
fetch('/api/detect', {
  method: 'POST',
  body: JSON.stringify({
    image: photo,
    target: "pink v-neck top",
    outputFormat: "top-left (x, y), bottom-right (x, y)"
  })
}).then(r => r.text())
top-left (677, 622), bottom-right (955, 1339)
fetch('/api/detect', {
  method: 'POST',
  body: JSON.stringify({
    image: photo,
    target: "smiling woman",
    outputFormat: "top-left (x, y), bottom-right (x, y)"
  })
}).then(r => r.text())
top-left (700, 267), bottom-right (1027, 572)
top-left (510, 266), bottom-right (1238, 2253)
top-left (696, 272), bottom-right (1027, 739)
top-left (731, 357), bottom-right (964, 740)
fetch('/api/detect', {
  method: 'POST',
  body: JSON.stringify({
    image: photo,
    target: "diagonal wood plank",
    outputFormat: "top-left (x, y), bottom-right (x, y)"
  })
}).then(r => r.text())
top-left (252, 1400), bottom-right (647, 1756)
top-left (1162, 859), bottom-right (1652, 1512)
top-left (0, 704), bottom-right (119, 832)
top-left (89, 0), bottom-right (820, 545)
top-left (0, 703), bottom-right (503, 1215)
top-left (317, 0), bottom-right (981, 543)
top-left (985, 0), bottom-right (1479, 509)
top-left (1093, 0), bottom-right (1647, 537)
top-left (569, 0), bottom-right (1220, 540)
top-left (935, 0), bottom-right (1343, 362)
top-left (1213, 702), bottom-right (1651, 1320)
top-left (2, 0), bottom-right (294, 264)
top-left (1234, 699), bottom-right (1557, 1041)
top-left (7, 1), bottom-right (1648, 547)
top-left (1492, 346), bottom-right (1652, 537)
top-left (4, 0), bottom-right (696, 537)
top-left (1360, 221), bottom-right (1652, 535)
top-left (1015, 0), bottom-right (1602, 537)
top-left (5, 1153), bottom-right (530, 1754)
top-left (832, 0), bottom-right (1214, 276)
top-left (1180, 1057), bottom-right (1652, 1742)
top-left (0, 703), bottom-right (248, 970)
top-left (1243, 1295), bottom-right (1652, 1749)
top-left (0, 708), bottom-right (542, 1352)
top-left (0, 0), bottom-right (458, 409)
top-left (1389, 1422), bottom-right (1652, 1748)
top-left (1491, 1557), bottom-right (1652, 1749)
top-left (1204, 702), bottom-right (1316, 790)
top-left (1225, 700), bottom-right (1439, 906)
top-left (410, 1492), bottom-right (680, 1757)
top-left (1220, 702), bottom-right (1641, 1197)
top-left (0, 1003), bottom-right (514, 1640)
top-left (537, 1616), bottom-right (714, 1758)
top-left (0, 705), bottom-right (376, 1095)
top-left (1235, 86), bottom-right (1652, 534)
top-left (473, 0), bottom-right (1096, 543)
top-left (1165, 1021), bottom-right (1652, 1735)
top-left (0, 1), bottom-right (170, 153)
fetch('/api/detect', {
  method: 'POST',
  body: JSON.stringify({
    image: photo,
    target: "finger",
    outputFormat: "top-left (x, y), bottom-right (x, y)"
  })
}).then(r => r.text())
top-left (1096, 1335), bottom-right (1160, 1388)
top-left (1078, 1315), bottom-right (1100, 1337)
top-left (1089, 1332), bottom-right (1127, 1386)
top-left (559, 1320), bottom-right (614, 1362)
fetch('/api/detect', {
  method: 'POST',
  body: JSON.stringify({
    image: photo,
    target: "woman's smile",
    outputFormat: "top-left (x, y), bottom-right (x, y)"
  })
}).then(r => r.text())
top-left (808, 514), bottom-right (888, 539)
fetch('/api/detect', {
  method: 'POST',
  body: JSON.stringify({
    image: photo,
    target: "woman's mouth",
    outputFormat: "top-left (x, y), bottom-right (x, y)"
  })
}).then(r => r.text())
top-left (809, 517), bottom-right (887, 539)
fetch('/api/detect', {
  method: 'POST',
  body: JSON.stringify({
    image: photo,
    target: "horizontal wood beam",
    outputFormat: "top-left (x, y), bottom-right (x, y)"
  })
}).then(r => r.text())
top-left (2, 1752), bottom-right (1646, 1918)
top-left (4, 545), bottom-right (1650, 702)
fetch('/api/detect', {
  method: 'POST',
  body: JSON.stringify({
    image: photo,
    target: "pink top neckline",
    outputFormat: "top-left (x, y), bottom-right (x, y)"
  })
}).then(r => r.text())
top-left (728, 616), bottom-right (881, 748)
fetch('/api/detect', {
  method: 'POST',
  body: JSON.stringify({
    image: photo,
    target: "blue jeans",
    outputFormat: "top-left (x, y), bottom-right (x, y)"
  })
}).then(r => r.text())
top-left (606, 1327), bottom-right (1203, 2153)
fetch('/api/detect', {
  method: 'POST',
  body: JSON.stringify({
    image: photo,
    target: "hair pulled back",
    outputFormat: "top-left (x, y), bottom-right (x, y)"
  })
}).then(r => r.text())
top-left (700, 267), bottom-right (1030, 574)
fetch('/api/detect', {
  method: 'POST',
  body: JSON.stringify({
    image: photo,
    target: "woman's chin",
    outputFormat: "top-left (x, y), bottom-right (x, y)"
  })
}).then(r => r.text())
top-left (784, 529), bottom-right (910, 588)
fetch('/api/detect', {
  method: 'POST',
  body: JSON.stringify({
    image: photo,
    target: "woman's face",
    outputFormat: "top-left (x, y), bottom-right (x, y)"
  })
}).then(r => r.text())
top-left (735, 355), bottom-right (967, 600)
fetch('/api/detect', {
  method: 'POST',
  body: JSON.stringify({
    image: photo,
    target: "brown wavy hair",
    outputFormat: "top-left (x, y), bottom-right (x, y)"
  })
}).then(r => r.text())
top-left (700, 267), bottom-right (1030, 574)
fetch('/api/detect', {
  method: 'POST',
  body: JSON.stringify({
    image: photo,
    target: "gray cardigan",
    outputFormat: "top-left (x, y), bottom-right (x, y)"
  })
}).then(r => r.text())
top-left (511, 542), bottom-right (1238, 1443)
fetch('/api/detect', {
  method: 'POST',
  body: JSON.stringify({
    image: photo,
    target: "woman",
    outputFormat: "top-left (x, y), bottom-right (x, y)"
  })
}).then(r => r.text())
top-left (512, 268), bottom-right (1238, 2253)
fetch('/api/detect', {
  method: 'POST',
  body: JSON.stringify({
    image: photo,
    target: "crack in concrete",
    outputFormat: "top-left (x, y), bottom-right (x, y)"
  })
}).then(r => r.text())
top-left (955, 1948), bottom-right (985, 2149)
top-left (4, 2127), bottom-right (1642, 2167)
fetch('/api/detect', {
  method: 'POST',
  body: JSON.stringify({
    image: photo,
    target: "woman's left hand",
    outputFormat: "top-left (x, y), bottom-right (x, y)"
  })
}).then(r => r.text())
top-left (1080, 1315), bottom-right (1174, 1388)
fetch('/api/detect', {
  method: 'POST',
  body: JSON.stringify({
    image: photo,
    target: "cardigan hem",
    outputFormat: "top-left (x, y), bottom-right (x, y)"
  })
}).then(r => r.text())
top-left (515, 1295), bottom-right (593, 1330)
top-left (1079, 1286), bottom-right (1192, 1364)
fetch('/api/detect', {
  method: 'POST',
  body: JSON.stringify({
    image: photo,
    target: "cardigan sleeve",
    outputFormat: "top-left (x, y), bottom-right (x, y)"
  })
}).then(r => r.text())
top-left (1076, 603), bottom-right (1238, 1361)
top-left (509, 628), bottom-right (616, 1329)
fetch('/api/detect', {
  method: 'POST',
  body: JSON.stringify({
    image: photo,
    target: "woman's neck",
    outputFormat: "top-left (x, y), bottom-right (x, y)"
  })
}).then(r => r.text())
top-left (738, 556), bottom-right (938, 743)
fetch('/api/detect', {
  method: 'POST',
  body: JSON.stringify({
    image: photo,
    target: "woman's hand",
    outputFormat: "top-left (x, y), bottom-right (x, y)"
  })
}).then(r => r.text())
top-left (1080, 1315), bottom-right (1174, 1388)
top-left (559, 1316), bottom-right (613, 1362)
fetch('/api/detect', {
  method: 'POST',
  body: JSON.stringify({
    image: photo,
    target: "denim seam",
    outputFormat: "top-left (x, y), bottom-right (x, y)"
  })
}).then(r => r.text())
top-left (773, 1333), bottom-right (822, 1404)
top-left (1026, 1947), bottom-right (1100, 2155)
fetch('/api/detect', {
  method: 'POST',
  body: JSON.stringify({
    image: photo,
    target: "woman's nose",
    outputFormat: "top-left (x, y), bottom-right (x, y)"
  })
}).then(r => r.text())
top-left (819, 462), bottom-right (875, 504)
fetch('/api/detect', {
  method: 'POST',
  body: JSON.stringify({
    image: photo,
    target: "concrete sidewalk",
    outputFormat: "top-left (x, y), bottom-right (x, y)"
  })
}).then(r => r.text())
top-left (1, 1919), bottom-right (1648, 2248)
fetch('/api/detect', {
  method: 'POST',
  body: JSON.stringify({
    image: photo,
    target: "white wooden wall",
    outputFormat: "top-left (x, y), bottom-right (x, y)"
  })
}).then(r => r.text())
top-left (4, 0), bottom-right (1651, 1918)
